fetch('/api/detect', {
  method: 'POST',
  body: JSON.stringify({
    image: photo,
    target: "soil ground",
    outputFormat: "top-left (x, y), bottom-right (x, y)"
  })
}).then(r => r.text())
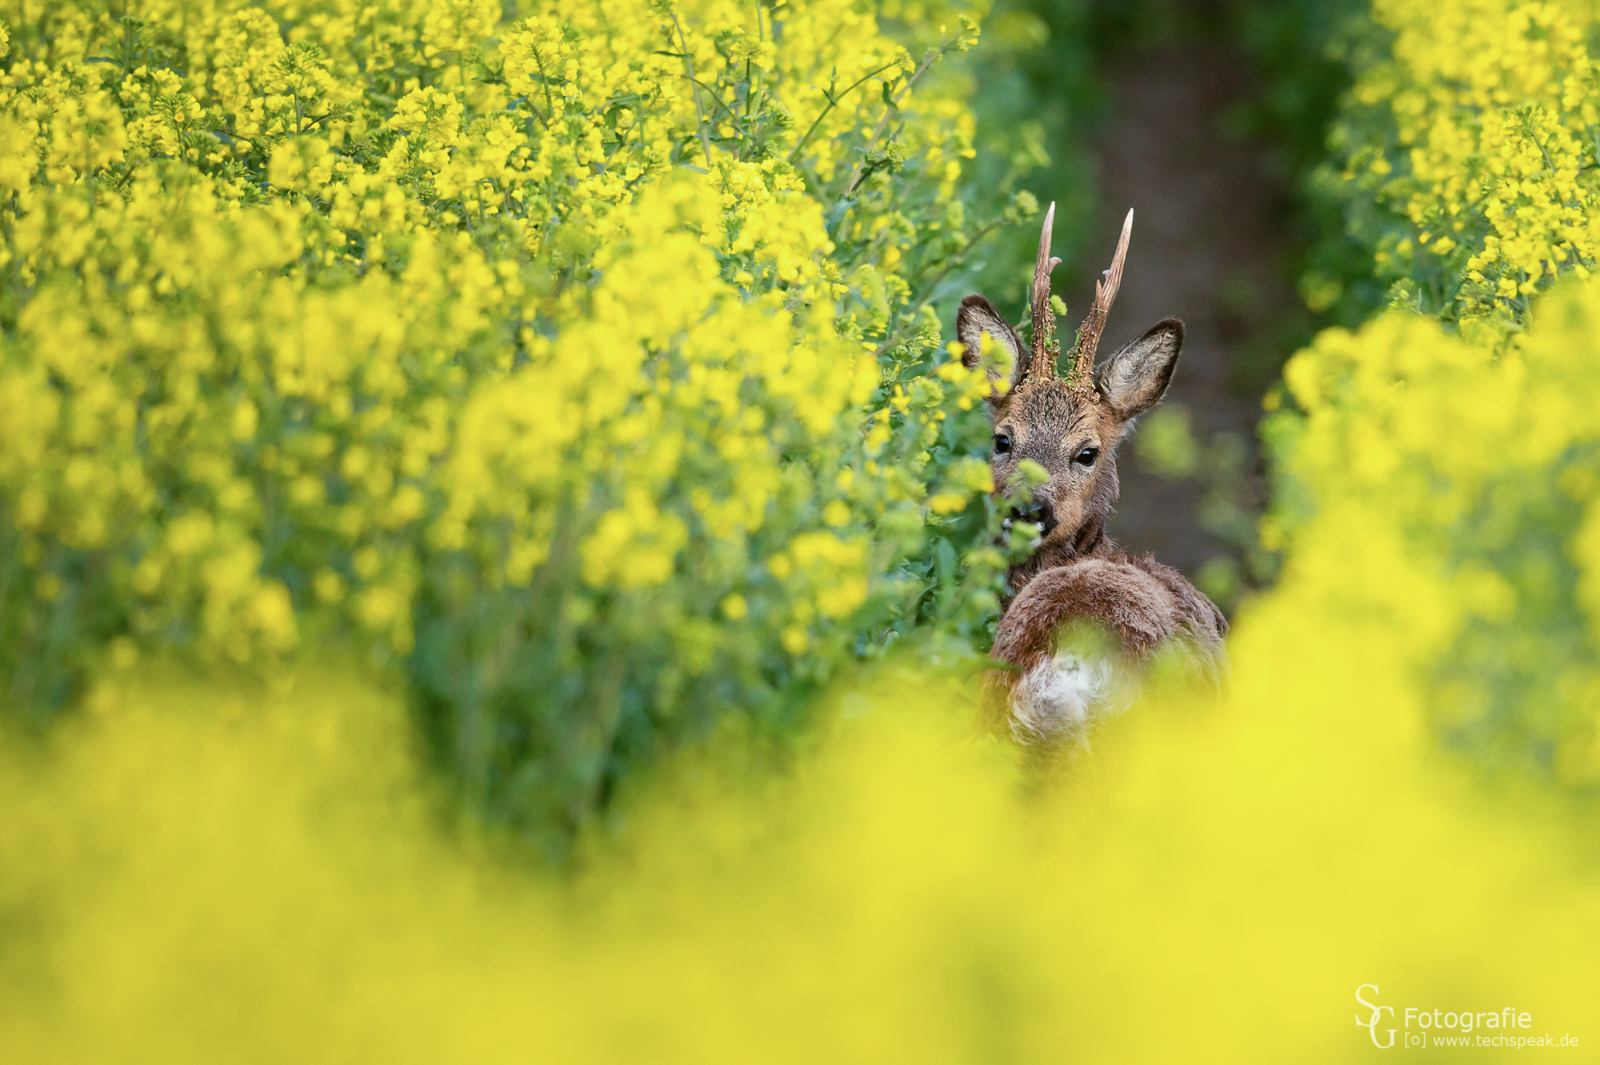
top-left (1064, 30), bottom-right (1302, 577)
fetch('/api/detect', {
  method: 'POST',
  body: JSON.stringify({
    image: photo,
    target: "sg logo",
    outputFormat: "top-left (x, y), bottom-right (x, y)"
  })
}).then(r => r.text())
top-left (1357, 985), bottom-right (1397, 1048)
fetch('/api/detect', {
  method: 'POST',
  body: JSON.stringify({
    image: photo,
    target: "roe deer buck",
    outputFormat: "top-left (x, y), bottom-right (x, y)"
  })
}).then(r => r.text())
top-left (956, 205), bottom-right (1226, 745)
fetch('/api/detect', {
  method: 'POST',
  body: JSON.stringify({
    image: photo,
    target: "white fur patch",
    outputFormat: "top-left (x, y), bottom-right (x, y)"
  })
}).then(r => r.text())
top-left (1009, 651), bottom-right (1121, 746)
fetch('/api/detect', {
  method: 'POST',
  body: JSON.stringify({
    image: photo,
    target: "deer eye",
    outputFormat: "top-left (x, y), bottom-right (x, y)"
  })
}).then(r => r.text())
top-left (1073, 446), bottom-right (1099, 467)
top-left (993, 433), bottom-right (1012, 455)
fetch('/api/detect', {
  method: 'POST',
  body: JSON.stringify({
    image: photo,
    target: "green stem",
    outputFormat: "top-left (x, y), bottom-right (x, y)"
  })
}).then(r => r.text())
top-left (531, 47), bottom-right (558, 128)
top-left (844, 35), bottom-right (959, 196)
top-left (869, 218), bottom-right (1006, 360)
top-left (787, 61), bottom-right (902, 166)
top-left (681, 73), bottom-right (742, 128)
top-left (671, 12), bottom-right (713, 168)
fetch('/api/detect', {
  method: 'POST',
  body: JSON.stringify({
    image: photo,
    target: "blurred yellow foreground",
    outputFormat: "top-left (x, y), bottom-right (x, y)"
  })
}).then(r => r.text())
top-left (2, 554), bottom-right (1595, 1064)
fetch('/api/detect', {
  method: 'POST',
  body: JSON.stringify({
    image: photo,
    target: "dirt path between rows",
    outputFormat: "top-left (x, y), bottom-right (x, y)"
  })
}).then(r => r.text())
top-left (1064, 24), bottom-right (1301, 578)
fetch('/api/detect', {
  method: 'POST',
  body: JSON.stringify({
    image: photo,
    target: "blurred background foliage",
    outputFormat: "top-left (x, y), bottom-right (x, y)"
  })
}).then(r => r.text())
top-left (1270, 0), bottom-right (1600, 796)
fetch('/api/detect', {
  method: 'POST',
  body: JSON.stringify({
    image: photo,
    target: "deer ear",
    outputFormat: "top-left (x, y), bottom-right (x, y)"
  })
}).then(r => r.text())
top-left (956, 295), bottom-right (1026, 403)
top-left (1097, 318), bottom-right (1183, 420)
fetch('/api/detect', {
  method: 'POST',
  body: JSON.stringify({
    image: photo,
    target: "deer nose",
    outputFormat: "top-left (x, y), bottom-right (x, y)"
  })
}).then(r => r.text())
top-left (1009, 498), bottom-right (1056, 537)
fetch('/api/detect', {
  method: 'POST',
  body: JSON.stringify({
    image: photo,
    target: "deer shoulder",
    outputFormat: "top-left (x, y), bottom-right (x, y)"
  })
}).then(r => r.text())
top-left (956, 204), bottom-right (1227, 746)
top-left (993, 554), bottom-right (1226, 671)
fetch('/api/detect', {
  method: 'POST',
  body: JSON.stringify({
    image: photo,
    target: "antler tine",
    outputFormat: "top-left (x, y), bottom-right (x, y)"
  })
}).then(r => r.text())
top-left (1071, 208), bottom-right (1134, 393)
top-left (1028, 201), bottom-right (1063, 381)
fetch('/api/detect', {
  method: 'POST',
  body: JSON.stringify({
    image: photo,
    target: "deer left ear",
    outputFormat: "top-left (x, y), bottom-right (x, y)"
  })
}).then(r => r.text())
top-left (1097, 318), bottom-right (1183, 420)
top-left (956, 294), bottom-right (1027, 403)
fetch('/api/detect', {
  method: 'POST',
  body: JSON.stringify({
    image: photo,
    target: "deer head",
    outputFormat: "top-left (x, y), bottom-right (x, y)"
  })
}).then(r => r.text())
top-left (957, 205), bottom-right (1183, 560)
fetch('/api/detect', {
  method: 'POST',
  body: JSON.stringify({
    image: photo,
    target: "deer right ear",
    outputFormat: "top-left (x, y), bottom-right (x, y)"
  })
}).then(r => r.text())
top-left (956, 295), bottom-right (1026, 404)
top-left (1097, 318), bottom-right (1184, 420)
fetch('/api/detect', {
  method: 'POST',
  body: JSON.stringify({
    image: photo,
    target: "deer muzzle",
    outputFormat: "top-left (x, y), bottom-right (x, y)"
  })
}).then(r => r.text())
top-left (1007, 498), bottom-right (1057, 539)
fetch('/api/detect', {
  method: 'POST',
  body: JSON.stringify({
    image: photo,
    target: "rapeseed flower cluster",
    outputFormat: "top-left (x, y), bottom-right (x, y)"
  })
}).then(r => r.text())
top-left (1277, 293), bottom-right (1600, 785)
top-left (1330, 0), bottom-right (1600, 327)
top-left (1282, 0), bottom-right (1600, 785)
top-left (0, 0), bottom-right (1023, 831)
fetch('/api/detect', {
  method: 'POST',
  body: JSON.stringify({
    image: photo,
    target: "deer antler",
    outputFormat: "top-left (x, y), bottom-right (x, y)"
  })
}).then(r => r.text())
top-left (1070, 208), bottom-right (1133, 394)
top-left (1027, 201), bottom-right (1063, 382)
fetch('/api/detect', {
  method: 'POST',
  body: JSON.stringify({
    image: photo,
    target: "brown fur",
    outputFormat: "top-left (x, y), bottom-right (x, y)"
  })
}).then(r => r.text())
top-left (955, 293), bottom-right (1227, 729)
top-left (993, 553), bottom-right (1226, 669)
